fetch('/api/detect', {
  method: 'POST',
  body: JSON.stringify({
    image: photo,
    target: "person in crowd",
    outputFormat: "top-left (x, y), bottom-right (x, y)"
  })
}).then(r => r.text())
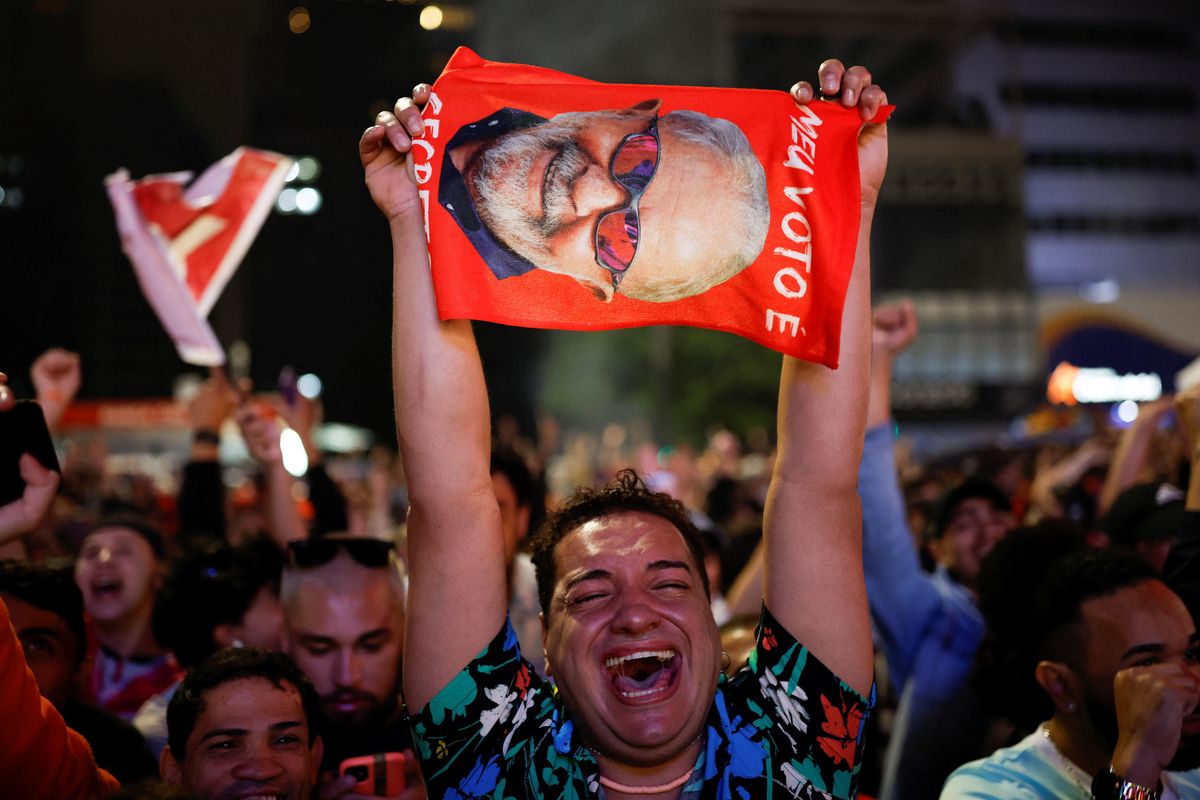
top-left (492, 445), bottom-right (547, 675)
top-left (134, 535), bottom-right (285, 757)
top-left (0, 558), bottom-right (160, 782)
top-left (1104, 481), bottom-right (1187, 572)
top-left (361, 57), bottom-right (886, 797)
top-left (942, 548), bottom-right (1200, 798)
top-left (160, 647), bottom-right (323, 800)
top-left (1159, 385), bottom-right (1200, 632)
top-left (74, 513), bottom-right (183, 719)
top-left (279, 536), bottom-right (422, 798)
top-left (0, 370), bottom-right (120, 797)
top-left (858, 299), bottom-right (1018, 799)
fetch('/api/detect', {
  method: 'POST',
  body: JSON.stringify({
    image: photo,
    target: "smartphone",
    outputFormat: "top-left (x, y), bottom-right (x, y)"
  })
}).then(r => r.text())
top-left (339, 752), bottom-right (406, 796)
top-left (0, 400), bottom-right (61, 506)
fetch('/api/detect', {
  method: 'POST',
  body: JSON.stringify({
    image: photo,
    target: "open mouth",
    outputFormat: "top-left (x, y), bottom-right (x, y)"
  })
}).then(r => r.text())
top-left (604, 649), bottom-right (679, 701)
top-left (91, 577), bottom-right (123, 599)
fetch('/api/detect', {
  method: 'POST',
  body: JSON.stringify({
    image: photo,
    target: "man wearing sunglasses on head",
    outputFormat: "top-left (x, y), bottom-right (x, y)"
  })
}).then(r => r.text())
top-left (440, 100), bottom-right (769, 303)
top-left (280, 537), bottom-right (423, 799)
top-left (363, 58), bottom-right (887, 798)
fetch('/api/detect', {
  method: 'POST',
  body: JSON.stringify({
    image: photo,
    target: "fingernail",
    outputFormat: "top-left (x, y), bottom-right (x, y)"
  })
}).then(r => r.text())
top-left (845, 89), bottom-right (856, 104)
top-left (407, 117), bottom-right (423, 136)
top-left (823, 76), bottom-right (838, 93)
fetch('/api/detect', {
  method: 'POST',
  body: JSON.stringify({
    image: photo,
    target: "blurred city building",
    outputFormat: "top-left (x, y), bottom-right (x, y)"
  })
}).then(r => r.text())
top-left (1, 0), bottom-right (1196, 450)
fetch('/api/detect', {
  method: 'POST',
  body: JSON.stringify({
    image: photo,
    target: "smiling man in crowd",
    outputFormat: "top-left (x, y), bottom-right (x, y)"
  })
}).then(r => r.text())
top-left (440, 100), bottom-right (769, 303)
top-left (361, 58), bottom-right (888, 798)
top-left (161, 647), bottom-right (324, 800)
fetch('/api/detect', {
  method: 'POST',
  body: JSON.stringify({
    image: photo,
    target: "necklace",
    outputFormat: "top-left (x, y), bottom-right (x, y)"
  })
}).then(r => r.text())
top-left (597, 768), bottom-right (694, 795)
top-left (589, 732), bottom-right (703, 796)
top-left (1040, 724), bottom-right (1091, 791)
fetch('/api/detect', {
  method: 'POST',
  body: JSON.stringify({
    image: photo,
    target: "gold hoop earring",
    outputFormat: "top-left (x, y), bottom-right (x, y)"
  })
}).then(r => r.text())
top-left (720, 650), bottom-right (731, 671)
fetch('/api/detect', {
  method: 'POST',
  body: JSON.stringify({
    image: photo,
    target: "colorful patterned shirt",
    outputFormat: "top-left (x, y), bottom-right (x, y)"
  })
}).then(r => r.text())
top-left (408, 605), bottom-right (874, 799)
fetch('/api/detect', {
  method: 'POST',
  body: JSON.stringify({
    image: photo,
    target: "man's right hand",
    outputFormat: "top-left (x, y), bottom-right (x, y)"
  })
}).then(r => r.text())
top-left (360, 83), bottom-right (432, 221)
top-left (1111, 662), bottom-right (1200, 787)
top-left (872, 299), bottom-right (918, 359)
top-left (235, 402), bottom-right (284, 467)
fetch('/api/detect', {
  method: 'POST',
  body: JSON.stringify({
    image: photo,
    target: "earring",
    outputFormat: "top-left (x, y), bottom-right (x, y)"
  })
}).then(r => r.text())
top-left (720, 651), bottom-right (731, 671)
top-left (1065, 702), bottom-right (1076, 713)
top-left (232, 639), bottom-right (245, 649)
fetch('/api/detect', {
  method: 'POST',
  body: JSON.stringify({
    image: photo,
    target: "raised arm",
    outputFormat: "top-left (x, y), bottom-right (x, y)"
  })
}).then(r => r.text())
top-left (362, 85), bottom-right (508, 711)
top-left (857, 300), bottom-right (949, 684)
top-left (763, 61), bottom-right (887, 696)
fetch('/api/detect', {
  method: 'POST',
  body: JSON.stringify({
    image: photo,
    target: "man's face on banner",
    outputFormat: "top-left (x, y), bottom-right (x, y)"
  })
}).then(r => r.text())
top-left (461, 104), bottom-right (767, 303)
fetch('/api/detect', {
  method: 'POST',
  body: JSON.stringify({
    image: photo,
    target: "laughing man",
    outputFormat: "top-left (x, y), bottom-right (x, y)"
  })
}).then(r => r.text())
top-left (360, 58), bottom-right (889, 799)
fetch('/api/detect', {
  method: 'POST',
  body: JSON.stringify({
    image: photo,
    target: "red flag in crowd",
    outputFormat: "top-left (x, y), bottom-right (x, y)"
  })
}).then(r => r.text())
top-left (105, 148), bottom-right (293, 366)
top-left (414, 48), bottom-right (892, 366)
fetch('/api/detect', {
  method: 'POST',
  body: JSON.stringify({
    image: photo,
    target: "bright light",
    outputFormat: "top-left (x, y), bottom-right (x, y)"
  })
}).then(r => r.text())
top-left (288, 7), bottom-right (311, 34)
top-left (419, 5), bottom-right (443, 29)
top-left (284, 161), bottom-right (300, 183)
top-left (295, 187), bottom-right (322, 214)
top-left (280, 427), bottom-right (309, 477)
top-left (1116, 400), bottom-right (1139, 424)
top-left (297, 373), bottom-right (322, 399)
top-left (1047, 361), bottom-right (1162, 405)
top-left (296, 156), bottom-right (320, 182)
top-left (276, 187), bottom-right (298, 213)
top-left (1080, 278), bottom-right (1120, 304)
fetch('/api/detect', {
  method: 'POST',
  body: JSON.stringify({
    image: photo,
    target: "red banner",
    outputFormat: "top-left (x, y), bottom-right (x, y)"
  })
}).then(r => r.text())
top-left (105, 148), bottom-right (293, 366)
top-left (416, 48), bottom-right (891, 366)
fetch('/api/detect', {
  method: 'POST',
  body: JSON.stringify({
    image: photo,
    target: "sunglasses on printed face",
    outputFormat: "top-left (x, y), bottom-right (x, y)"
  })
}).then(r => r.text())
top-left (286, 537), bottom-right (394, 569)
top-left (593, 118), bottom-right (660, 291)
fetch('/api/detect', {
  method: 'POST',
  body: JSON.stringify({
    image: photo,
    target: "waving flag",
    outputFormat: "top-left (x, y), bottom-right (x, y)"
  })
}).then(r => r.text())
top-left (105, 147), bottom-right (293, 365)
top-left (413, 48), bottom-right (892, 366)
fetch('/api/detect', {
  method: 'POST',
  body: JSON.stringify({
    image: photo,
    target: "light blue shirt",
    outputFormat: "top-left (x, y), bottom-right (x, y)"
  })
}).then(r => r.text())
top-left (942, 725), bottom-right (1200, 799)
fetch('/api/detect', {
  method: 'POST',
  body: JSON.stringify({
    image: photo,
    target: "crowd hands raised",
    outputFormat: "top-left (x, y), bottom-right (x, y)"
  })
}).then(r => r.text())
top-left (0, 57), bottom-right (1198, 800)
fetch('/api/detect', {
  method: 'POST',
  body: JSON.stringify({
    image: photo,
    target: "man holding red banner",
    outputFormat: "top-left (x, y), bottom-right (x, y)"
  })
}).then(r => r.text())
top-left (362, 57), bottom-right (887, 798)
top-left (440, 103), bottom-right (769, 303)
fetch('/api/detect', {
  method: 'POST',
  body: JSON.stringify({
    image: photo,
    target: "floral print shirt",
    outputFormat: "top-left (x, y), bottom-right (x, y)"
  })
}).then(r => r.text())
top-left (408, 605), bottom-right (873, 799)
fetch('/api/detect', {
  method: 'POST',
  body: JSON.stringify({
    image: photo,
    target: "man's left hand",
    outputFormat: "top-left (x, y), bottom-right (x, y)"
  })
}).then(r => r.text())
top-left (790, 60), bottom-right (889, 207)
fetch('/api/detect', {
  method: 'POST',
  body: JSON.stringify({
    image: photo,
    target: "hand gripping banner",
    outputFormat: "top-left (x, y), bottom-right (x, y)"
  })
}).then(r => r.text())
top-left (105, 148), bottom-right (293, 366)
top-left (414, 48), bottom-right (892, 367)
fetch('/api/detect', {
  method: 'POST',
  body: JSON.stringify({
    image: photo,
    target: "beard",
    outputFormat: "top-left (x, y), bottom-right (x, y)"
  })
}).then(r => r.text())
top-left (469, 116), bottom-right (589, 267)
top-left (321, 686), bottom-right (396, 729)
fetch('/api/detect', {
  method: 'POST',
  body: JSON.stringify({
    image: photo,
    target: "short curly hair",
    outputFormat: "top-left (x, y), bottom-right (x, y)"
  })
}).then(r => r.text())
top-left (528, 469), bottom-right (710, 618)
top-left (973, 534), bottom-right (1158, 730)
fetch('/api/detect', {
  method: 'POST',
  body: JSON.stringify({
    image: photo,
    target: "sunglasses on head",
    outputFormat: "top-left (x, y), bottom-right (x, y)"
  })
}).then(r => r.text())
top-left (286, 537), bottom-right (395, 569)
top-left (593, 118), bottom-right (660, 291)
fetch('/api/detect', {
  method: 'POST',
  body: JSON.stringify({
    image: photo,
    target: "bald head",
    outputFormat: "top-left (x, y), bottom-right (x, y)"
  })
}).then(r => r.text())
top-left (280, 549), bottom-right (406, 614)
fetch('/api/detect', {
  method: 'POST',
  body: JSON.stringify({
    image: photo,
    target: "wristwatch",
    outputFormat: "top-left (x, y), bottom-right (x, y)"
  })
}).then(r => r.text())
top-left (1091, 767), bottom-right (1160, 800)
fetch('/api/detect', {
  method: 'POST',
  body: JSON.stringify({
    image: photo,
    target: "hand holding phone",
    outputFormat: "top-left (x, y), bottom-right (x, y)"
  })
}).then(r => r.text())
top-left (338, 752), bottom-right (407, 797)
top-left (0, 397), bottom-right (62, 542)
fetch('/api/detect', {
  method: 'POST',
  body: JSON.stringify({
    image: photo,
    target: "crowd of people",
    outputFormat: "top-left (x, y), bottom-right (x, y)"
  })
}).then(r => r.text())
top-left (2, 59), bottom-right (1199, 800)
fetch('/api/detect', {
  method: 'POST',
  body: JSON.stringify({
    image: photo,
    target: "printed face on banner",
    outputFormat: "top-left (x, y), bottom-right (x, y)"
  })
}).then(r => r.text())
top-left (444, 103), bottom-right (769, 303)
